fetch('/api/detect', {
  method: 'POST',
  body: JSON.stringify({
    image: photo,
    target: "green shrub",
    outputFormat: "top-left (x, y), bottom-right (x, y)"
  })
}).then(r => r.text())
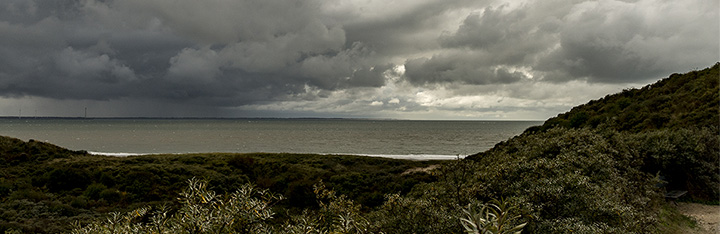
top-left (368, 192), bottom-right (464, 233)
top-left (466, 128), bottom-right (664, 233)
top-left (460, 198), bottom-right (527, 234)
top-left (43, 167), bottom-right (91, 192)
top-left (628, 127), bottom-right (720, 200)
top-left (71, 178), bottom-right (284, 234)
top-left (285, 182), bottom-right (372, 233)
top-left (83, 183), bottom-right (107, 200)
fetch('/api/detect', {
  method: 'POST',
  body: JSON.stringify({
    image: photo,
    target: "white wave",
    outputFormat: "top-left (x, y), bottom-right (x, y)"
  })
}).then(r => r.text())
top-left (343, 154), bottom-right (466, 161)
top-left (89, 151), bottom-right (146, 157)
top-left (89, 151), bottom-right (466, 160)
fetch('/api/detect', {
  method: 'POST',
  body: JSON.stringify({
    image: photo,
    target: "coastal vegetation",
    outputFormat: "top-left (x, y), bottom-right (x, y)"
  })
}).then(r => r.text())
top-left (0, 146), bottom-right (438, 233)
top-left (1, 63), bottom-right (718, 233)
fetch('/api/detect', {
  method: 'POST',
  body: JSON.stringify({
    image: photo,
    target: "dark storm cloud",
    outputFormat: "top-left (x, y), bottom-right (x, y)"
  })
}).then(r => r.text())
top-left (440, 5), bottom-right (529, 50)
top-left (0, 0), bottom-right (391, 107)
top-left (404, 55), bottom-right (525, 85)
top-left (0, 0), bottom-right (717, 118)
top-left (337, 0), bottom-right (490, 56)
top-left (407, 0), bottom-right (718, 85)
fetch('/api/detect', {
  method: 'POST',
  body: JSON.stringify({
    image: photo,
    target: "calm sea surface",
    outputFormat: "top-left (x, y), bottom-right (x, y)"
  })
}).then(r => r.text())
top-left (0, 118), bottom-right (541, 159)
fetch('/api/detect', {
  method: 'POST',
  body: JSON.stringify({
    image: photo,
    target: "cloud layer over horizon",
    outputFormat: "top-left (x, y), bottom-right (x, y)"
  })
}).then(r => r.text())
top-left (0, 0), bottom-right (717, 119)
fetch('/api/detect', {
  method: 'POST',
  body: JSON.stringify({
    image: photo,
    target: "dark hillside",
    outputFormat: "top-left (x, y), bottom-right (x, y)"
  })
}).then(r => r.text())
top-left (468, 63), bottom-right (720, 198)
top-left (527, 62), bottom-right (719, 133)
top-left (0, 136), bottom-right (88, 165)
top-left (460, 63), bottom-right (719, 232)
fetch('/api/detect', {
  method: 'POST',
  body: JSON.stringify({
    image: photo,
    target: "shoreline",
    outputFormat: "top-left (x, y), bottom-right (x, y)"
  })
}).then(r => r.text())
top-left (89, 151), bottom-right (467, 161)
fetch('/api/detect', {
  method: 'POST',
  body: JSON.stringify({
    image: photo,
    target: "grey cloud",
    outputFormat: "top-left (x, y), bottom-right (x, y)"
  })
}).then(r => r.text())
top-left (338, 0), bottom-right (490, 58)
top-left (0, 0), bottom-right (394, 108)
top-left (296, 43), bottom-right (387, 89)
top-left (438, 4), bottom-right (555, 66)
top-left (534, 0), bottom-right (719, 83)
top-left (114, 0), bottom-right (330, 44)
top-left (0, 0), bottom-right (716, 118)
top-left (167, 48), bottom-right (222, 82)
top-left (0, 0), bottom-right (82, 24)
top-left (12, 47), bottom-right (139, 100)
top-left (403, 4), bottom-right (552, 85)
top-left (411, 0), bottom-right (718, 85)
top-left (404, 53), bottom-right (525, 85)
top-left (346, 65), bottom-right (390, 88)
top-left (439, 5), bottom-right (526, 50)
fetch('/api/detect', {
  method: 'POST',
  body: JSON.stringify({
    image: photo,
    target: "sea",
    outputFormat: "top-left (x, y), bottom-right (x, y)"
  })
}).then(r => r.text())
top-left (0, 118), bottom-right (541, 160)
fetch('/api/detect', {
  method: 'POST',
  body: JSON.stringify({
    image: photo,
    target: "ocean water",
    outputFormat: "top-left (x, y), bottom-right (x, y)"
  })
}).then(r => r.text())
top-left (0, 118), bottom-right (541, 159)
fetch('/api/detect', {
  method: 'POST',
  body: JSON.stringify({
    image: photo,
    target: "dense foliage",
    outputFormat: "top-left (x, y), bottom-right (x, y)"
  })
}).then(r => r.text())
top-left (464, 128), bottom-right (665, 232)
top-left (71, 178), bottom-right (524, 234)
top-left (0, 143), bottom-right (437, 233)
top-left (473, 63), bottom-right (720, 201)
top-left (526, 63), bottom-right (719, 132)
top-left (2, 63), bottom-right (718, 233)
top-left (462, 63), bottom-right (719, 232)
top-left (71, 178), bottom-right (283, 234)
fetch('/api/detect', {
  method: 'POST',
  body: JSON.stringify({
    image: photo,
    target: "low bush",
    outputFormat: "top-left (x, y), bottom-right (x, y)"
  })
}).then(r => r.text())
top-left (72, 178), bottom-right (526, 234)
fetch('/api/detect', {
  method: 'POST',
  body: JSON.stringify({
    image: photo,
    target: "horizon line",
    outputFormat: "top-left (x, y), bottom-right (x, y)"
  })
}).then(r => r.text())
top-left (0, 116), bottom-right (545, 121)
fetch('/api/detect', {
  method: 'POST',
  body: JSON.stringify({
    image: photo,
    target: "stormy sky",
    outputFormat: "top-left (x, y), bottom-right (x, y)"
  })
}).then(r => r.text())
top-left (0, 0), bottom-right (717, 120)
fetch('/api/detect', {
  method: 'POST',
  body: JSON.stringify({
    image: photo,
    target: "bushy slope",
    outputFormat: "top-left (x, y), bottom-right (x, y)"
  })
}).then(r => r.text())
top-left (458, 63), bottom-right (719, 232)
top-left (470, 63), bottom-right (720, 199)
top-left (0, 136), bottom-right (87, 165)
top-left (527, 62), bottom-right (719, 133)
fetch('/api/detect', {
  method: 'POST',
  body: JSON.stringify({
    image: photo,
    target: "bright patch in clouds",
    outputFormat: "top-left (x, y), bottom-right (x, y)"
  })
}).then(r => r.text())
top-left (0, 0), bottom-right (716, 119)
